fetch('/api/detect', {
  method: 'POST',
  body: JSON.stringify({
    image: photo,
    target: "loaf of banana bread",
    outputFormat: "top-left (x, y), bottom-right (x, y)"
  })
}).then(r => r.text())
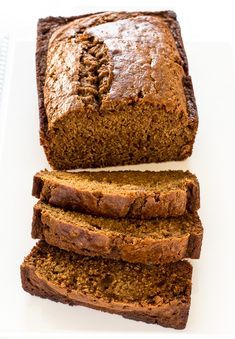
top-left (36, 11), bottom-right (198, 169)
top-left (21, 241), bottom-right (193, 329)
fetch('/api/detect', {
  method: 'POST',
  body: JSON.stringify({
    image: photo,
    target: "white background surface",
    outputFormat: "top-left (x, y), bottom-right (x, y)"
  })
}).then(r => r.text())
top-left (0, 0), bottom-right (235, 338)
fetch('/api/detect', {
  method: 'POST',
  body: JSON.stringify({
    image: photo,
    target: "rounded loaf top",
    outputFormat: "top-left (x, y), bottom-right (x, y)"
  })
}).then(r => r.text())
top-left (44, 12), bottom-right (187, 126)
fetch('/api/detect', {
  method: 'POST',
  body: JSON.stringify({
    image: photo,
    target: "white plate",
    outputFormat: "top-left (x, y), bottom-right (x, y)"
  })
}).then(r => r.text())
top-left (0, 36), bottom-right (234, 338)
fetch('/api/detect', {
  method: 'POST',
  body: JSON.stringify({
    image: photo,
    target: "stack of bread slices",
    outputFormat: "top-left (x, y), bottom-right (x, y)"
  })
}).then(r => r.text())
top-left (21, 169), bottom-right (203, 329)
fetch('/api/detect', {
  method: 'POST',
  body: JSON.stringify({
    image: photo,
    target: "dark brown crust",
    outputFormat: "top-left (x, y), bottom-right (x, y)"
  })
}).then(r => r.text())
top-left (32, 174), bottom-right (44, 198)
top-left (185, 230), bottom-right (203, 259)
top-left (186, 180), bottom-right (200, 212)
top-left (36, 11), bottom-right (198, 167)
top-left (32, 171), bottom-right (200, 219)
top-left (21, 247), bottom-right (192, 329)
top-left (31, 202), bottom-right (203, 264)
top-left (160, 12), bottom-right (198, 158)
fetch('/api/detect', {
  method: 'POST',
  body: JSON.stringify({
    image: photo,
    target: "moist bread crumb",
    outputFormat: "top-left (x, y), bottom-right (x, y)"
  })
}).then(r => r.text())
top-left (21, 241), bottom-right (192, 329)
top-left (36, 11), bottom-right (198, 169)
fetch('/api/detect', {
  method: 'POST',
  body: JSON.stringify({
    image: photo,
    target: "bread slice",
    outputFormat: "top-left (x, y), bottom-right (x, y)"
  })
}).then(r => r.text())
top-left (21, 241), bottom-right (192, 329)
top-left (32, 201), bottom-right (203, 264)
top-left (36, 11), bottom-right (198, 170)
top-left (33, 170), bottom-right (200, 219)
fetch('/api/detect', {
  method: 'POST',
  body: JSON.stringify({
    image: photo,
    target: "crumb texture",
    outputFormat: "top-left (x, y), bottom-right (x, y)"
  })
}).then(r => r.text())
top-left (21, 241), bottom-right (192, 329)
top-left (38, 170), bottom-right (196, 193)
top-left (24, 242), bottom-right (192, 302)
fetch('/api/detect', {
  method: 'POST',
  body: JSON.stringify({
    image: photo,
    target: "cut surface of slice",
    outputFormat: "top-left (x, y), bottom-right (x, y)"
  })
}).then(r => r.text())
top-left (32, 201), bottom-right (203, 264)
top-left (21, 241), bottom-right (192, 329)
top-left (33, 170), bottom-right (200, 219)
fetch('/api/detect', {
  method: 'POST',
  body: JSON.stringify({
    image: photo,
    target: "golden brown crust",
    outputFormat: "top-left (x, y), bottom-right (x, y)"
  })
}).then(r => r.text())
top-left (21, 242), bottom-right (192, 329)
top-left (36, 11), bottom-right (198, 170)
top-left (31, 201), bottom-right (203, 264)
top-left (45, 13), bottom-right (186, 126)
top-left (32, 170), bottom-right (200, 219)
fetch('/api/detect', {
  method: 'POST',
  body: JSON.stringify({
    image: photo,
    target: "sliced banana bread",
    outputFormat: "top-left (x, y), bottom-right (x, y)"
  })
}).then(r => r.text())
top-left (37, 11), bottom-right (198, 169)
top-left (21, 241), bottom-right (192, 329)
top-left (33, 170), bottom-right (200, 219)
top-left (32, 201), bottom-right (203, 264)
